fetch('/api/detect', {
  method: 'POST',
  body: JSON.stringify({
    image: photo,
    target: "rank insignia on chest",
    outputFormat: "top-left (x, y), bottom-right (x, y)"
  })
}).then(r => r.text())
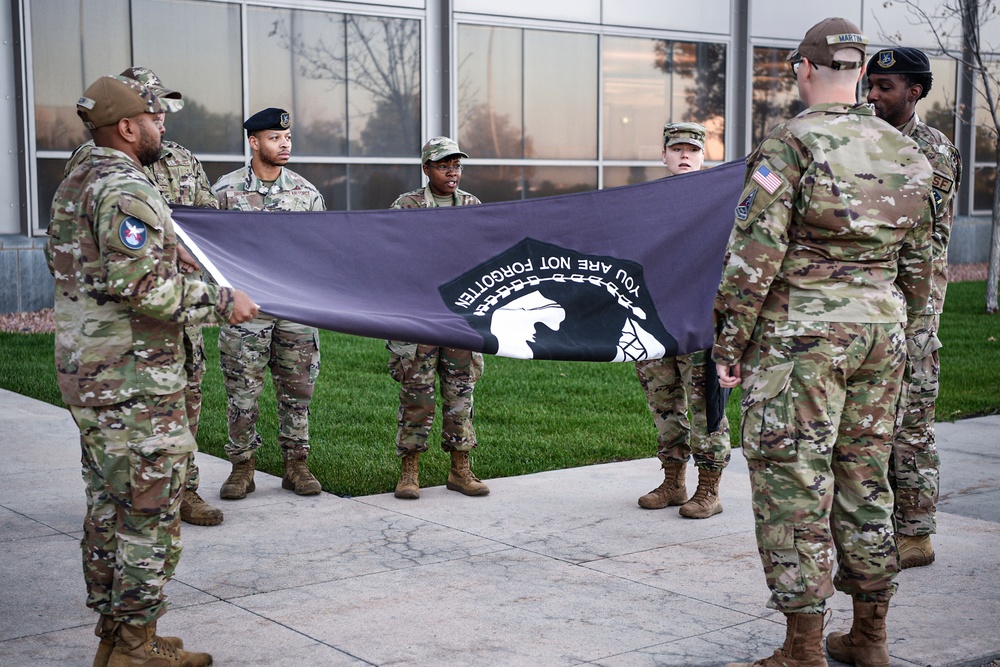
top-left (735, 188), bottom-right (757, 221)
top-left (119, 217), bottom-right (148, 250)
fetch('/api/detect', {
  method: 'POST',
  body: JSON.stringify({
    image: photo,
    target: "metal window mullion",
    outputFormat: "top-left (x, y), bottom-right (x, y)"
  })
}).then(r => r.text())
top-left (18, 0), bottom-right (38, 235)
top-left (240, 1), bottom-right (250, 166)
top-left (597, 31), bottom-right (604, 189)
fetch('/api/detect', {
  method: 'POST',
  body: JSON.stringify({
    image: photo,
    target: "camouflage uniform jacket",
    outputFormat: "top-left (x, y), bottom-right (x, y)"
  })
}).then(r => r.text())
top-left (901, 114), bottom-right (962, 315)
top-left (46, 146), bottom-right (236, 407)
top-left (713, 102), bottom-right (934, 367)
top-left (66, 140), bottom-right (218, 209)
top-left (390, 186), bottom-right (481, 210)
top-left (388, 186), bottom-right (481, 357)
top-left (212, 165), bottom-right (325, 212)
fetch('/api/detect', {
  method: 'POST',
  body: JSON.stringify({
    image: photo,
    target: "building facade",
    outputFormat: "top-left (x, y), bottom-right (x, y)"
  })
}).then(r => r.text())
top-left (2, 0), bottom-right (996, 313)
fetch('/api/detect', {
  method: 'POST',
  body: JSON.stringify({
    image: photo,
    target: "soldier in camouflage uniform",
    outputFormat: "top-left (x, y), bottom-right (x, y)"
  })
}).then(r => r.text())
top-left (867, 47), bottom-right (963, 571)
top-left (712, 19), bottom-right (935, 667)
top-left (635, 122), bottom-right (731, 519)
top-left (64, 66), bottom-right (225, 528)
top-left (212, 108), bottom-right (326, 500)
top-left (387, 137), bottom-right (488, 500)
top-left (47, 74), bottom-right (257, 666)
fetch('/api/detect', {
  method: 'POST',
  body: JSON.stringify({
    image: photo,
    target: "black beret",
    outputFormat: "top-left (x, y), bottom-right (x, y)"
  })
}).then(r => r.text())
top-left (867, 47), bottom-right (931, 75)
top-left (243, 107), bottom-right (291, 132)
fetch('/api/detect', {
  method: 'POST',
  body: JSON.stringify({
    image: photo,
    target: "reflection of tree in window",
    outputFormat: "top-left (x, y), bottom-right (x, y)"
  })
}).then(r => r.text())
top-left (751, 47), bottom-right (805, 148)
top-left (269, 14), bottom-right (420, 157)
top-left (923, 102), bottom-right (957, 144)
top-left (163, 100), bottom-right (243, 155)
top-left (653, 41), bottom-right (727, 159)
top-left (458, 29), bottom-right (533, 160)
top-left (458, 26), bottom-right (536, 202)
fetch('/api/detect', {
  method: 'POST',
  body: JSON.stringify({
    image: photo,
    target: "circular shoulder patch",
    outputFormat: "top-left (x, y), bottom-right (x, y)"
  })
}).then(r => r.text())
top-left (119, 217), bottom-right (148, 251)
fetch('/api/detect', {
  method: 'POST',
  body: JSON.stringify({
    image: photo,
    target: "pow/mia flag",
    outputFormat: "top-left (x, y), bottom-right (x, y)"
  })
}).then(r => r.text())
top-left (172, 159), bottom-right (744, 361)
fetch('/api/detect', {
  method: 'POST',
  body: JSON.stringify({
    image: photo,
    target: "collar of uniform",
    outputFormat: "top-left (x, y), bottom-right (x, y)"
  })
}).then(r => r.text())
top-left (898, 112), bottom-right (919, 136)
top-left (90, 144), bottom-right (148, 167)
top-left (245, 166), bottom-right (292, 195)
top-left (808, 102), bottom-right (876, 116)
top-left (421, 186), bottom-right (461, 207)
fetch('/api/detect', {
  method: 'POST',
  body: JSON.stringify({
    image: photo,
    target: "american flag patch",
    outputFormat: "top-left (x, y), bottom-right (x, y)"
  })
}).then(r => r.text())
top-left (751, 164), bottom-right (782, 194)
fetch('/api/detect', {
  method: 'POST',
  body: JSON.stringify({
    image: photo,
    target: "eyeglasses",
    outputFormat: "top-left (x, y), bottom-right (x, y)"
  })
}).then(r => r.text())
top-left (430, 163), bottom-right (463, 173)
top-left (791, 58), bottom-right (803, 76)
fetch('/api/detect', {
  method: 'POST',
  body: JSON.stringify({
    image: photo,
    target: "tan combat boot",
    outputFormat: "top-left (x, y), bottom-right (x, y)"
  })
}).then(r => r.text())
top-left (219, 456), bottom-right (255, 500)
top-left (107, 621), bottom-right (211, 667)
top-left (93, 616), bottom-right (183, 667)
top-left (447, 450), bottom-right (490, 496)
top-left (725, 612), bottom-right (828, 667)
top-left (180, 490), bottom-right (224, 526)
top-left (826, 599), bottom-right (891, 667)
top-left (394, 452), bottom-right (420, 499)
top-left (897, 534), bottom-right (934, 569)
top-left (282, 456), bottom-right (322, 495)
top-left (637, 460), bottom-right (687, 509)
top-left (679, 468), bottom-right (723, 519)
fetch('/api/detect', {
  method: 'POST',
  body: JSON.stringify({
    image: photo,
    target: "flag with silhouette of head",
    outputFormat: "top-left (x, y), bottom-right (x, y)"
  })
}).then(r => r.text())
top-left (172, 159), bottom-right (745, 362)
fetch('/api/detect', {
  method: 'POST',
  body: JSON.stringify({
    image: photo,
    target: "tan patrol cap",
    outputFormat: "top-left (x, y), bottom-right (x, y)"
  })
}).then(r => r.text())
top-left (421, 136), bottom-right (469, 164)
top-left (76, 75), bottom-right (163, 130)
top-left (663, 122), bottom-right (706, 149)
top-left (787, 17), bottom-right (868, 70)
top-left (120, 66), bottom-right (184, 113)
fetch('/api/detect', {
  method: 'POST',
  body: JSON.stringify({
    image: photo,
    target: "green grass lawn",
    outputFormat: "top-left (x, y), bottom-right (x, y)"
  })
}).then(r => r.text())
top-left (3, 280), bottom-right (998, 497)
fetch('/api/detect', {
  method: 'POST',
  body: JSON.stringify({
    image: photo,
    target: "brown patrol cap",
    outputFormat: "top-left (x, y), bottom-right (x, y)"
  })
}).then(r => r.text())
top-left (76, 75), bottom-right (163, 130)
top-left (787, 17), bottom-right (868, 70)
top-left (120, 66), bottom-right (184, 113)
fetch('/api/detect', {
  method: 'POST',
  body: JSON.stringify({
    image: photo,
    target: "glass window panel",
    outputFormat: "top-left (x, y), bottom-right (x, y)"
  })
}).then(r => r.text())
top-left (248, 7), bottom-right (348, 157)
top-left (287, 163), bottom-right (349, 211)
top-left (525, 166), bottom-right (597, 199)
top-left (457, 25), bottom-right (524, 159)
top-left (603, 37), bottom-right (726, 161)
top-left (604, 0), bottom-right (730, 33)
top-left (461, 165), bottom-right (528, 203)
top-left (921, 57), bottom-right (959, 143)
top-left (603, 166), bottom-right (662, 188)
top-left (133, 0), bottom-right (242, 154)
top-left (348, 164), bottom-right (418, 211)
top-left (344, 15), bottom-right (421, 157)
top-left (202, 161), bottom-right (245, 191)
top-left (248, 11), bottom-right (419, 158)
top-left (751, 0), bottom-right (862, 41)
top-left (524, 30), bottom-right (597, 159)
top-left (751, 46), bottom-right (804, 148)
top-left (34, 157), bottom-right (71, 230)
top-left (31, 0), bottom-right (130, 151)
top-left (973, 166), bottom-right (995, 213)
top-left (974, 63), bottom-right (1000, 165)
top-left (453, 0), bottom-right (600, 24)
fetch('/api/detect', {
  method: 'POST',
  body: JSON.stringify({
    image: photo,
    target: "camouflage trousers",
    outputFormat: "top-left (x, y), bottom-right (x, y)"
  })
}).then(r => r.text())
top-left (182, 324), bottom-right (205, 492)
top-left (69, 391), bottom-right (194, 626)
top-left (891, 313), bottom-right (942, 536)
top-left (635, 348), bottom-right (731, 471)
top-left (387, 342), bottom-right (484, 457)
top-left (739, 319), bottom-right (905, 614)
top-left (218, 315), bottom-right (321, 463)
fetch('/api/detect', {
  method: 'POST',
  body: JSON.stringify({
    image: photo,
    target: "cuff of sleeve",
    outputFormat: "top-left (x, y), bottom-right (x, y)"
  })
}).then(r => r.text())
top-left (215, 287), bottom-right (236, 322)
top-left (712, 341), bottom-right (739, 368)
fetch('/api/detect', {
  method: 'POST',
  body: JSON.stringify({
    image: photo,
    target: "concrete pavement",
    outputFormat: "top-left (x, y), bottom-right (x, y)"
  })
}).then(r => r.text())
top-left (1, 387), bottom-right (998, 666)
